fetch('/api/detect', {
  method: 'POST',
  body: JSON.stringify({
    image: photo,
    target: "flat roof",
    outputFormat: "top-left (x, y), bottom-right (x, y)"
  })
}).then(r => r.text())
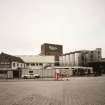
top-left (16, 55), bottom-right (55, 63)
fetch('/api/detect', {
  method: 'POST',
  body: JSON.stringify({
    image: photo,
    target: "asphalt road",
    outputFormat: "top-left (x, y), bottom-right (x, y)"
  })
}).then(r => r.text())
top-left (0, 77), bottom-right (105, 105)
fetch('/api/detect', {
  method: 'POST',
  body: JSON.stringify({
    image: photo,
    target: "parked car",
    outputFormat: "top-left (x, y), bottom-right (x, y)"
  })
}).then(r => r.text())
top-left (22, 74), bottom-right (40, 79)
top-left (34, 74), bottom-right (40, 79)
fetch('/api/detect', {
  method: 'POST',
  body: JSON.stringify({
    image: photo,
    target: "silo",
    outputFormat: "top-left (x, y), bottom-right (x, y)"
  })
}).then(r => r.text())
top-left (62, 55), bottom-right (66, 66)
top-left (69, 53), bottom-right (72, 66)
top-left (70, 52), bottom-right (75, 66)
top-left (74, 51), bottom-right (81, 66)
top-left (65, 54), bottom-right (70, 66)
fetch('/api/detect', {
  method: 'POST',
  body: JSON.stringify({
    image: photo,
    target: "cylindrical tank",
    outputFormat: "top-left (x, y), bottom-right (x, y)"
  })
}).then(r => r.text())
top-left (70, 53), bottom-right (75, 66)
top-left (74, 52), bottom-right (81, 66)
top-left (62, 55), bottom-right (66, 66)
top-left (69, 53), bottom-right (72, 66)
top-left (65, 54), bottom-right (70, 66)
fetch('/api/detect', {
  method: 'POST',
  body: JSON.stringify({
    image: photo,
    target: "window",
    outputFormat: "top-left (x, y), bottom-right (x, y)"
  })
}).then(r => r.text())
top-left (31, 63), bottom-right (35, 66)
top-left (39, 63), bottom-right (42, 66)
top-left (13, 63), bottom-right (15, 67)
top-left (0, 71), bottom-right (7, 74)
top-left (29, 71), bottom-right (33, 74)
top-left (17, 64), bottom-right (19, 67)
top-left (26, 63), bottom-right (29, 66)
top-left (91, 51), bottom-right (93, 53)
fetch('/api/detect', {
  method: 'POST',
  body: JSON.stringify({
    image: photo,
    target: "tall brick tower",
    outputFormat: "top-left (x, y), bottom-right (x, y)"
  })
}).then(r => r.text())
top-left (41, 43), bottom-right (63, 66)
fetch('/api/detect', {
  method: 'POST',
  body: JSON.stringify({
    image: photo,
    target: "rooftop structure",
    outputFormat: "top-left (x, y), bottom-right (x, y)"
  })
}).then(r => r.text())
top-left (41, 43), bottom-right (63, 65)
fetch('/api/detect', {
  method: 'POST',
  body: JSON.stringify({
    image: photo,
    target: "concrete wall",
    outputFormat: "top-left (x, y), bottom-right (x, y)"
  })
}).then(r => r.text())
top-left (21, 67), bottom-right (74, 78)
top-left (84, 48), bottom-right (102, 64)
top-left (22, 69), bottom-right (56, 78)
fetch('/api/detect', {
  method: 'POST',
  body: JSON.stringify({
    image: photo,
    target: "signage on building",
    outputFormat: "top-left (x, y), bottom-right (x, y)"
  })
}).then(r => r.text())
top-left (49, 45), bottom-right (58, 51)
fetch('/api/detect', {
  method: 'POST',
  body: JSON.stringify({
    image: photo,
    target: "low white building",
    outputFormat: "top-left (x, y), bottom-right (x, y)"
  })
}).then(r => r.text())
top-left (16, 55), bottom-right (55, 77)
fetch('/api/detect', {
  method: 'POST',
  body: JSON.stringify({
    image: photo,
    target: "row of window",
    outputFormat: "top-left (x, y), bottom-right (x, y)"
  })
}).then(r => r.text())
top-left (12, 62), bottom-right (43, 68)
top-left (26, 63), bottom-right (43, 66)
top-left (13, 63), bottom-right (25, 68)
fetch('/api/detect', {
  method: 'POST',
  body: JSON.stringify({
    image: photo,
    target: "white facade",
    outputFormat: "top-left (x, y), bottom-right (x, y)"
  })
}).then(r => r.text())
top-left (11, 62), bottom-right (25, 70)
top-left (16, 55), bottom-right (55, 77)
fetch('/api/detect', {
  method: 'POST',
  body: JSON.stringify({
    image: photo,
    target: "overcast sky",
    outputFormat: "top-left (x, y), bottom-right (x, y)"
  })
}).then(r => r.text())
top-left (0, 0), bottom-right (105, 57)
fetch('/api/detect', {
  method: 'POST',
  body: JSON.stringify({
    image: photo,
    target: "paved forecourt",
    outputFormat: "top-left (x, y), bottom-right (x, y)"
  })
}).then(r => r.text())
top-left (0, 76), bottom-right (105, 105)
